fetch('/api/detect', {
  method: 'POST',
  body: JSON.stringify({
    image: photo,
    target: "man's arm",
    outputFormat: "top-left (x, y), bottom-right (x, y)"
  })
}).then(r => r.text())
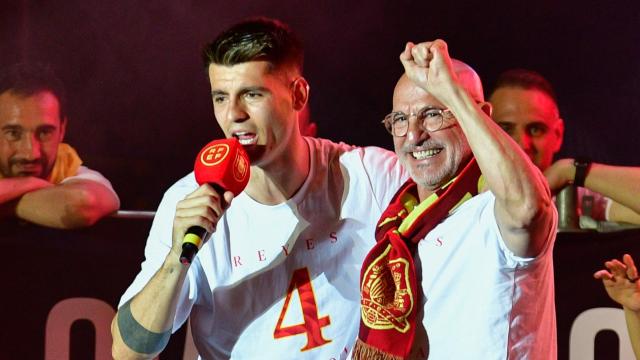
top-left (400, 40), bottom-right (555, 258)
top-left (594, 254), bottom-right (640, 359)
top-left (111, 184), bottom-right (232, 359)
top-left (6, 178), bottom-right (120, 228)
top-left (111, 254), bottom-right (188, 360)
top-left (624, 308), bottom-right (640, 360)
top-left (545, 159), bottom-right (640, 224)
top-left (0, 177), bottom-right (51, 204)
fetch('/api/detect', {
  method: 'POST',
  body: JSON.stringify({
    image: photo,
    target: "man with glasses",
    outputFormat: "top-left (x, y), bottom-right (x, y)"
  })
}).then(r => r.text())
top-left (353, 41), bottom-right (557, 359)
top-left (490, 69), bottom-right (640, 225)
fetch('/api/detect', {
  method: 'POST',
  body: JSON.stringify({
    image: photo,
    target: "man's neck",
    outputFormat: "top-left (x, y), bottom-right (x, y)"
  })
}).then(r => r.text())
top-left (417, 186), bottom-right (435, 203)
top-left (244, 135), bottom-right (310, 205)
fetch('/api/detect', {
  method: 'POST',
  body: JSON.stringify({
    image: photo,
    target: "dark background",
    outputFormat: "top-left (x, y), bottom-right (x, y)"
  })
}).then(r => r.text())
top-left (1, 0), bottom-right (639, 210)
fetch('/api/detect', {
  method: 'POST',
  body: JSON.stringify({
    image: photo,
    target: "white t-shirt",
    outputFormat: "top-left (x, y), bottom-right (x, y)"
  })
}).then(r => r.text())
top-left (119, 137), bottom-right (407, 359)
top-left (413, 191), bottom-right (557, 360)
top-left (61, 165), bottom-right (118, 197)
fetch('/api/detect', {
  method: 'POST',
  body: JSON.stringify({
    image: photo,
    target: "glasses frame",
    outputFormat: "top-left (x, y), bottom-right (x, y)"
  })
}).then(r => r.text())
top-left (381, 107), bottom-right (455, 137)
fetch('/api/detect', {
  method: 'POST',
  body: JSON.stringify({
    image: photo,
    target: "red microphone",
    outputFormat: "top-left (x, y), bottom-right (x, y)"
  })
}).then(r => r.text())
top-left (180, 138), bottom-right (250, 265)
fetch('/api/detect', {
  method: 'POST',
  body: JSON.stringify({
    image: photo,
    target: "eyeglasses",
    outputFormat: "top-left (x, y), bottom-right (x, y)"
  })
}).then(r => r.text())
top-left (381, 107), bottom-right (455, 137)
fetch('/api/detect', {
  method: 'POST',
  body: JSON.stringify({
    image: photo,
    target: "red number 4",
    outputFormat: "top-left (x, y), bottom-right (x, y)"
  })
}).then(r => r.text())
top-left (274, 267), bottom-right (332, 351)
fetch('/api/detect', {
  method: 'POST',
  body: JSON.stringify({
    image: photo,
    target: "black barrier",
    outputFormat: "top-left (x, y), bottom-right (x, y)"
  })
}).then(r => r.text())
top-left (1, 214), bottom-right (186, 360)
top-left (1, 216), bottom-right (638, 359)
top-left (554, 228), bottom-right (640, 360)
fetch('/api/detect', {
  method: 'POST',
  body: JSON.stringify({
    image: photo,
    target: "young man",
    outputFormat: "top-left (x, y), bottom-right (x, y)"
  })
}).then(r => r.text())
top-left (354, 41), bottom-right (557, 359)
top-left (0, 63), bottom-right (119, 228)
top-left (111, 18), bottom-right (406, 359)
top-left (489, 69), bottom-right (640, 225)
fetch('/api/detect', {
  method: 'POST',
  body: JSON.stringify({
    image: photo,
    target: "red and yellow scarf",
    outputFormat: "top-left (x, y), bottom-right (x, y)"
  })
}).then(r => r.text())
top-left (353, 158), bottom-right (483, 359)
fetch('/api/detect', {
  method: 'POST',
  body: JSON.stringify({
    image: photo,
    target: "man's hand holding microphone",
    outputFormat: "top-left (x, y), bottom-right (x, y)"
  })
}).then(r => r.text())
top-left (171, 138), bottom-right (250, 265)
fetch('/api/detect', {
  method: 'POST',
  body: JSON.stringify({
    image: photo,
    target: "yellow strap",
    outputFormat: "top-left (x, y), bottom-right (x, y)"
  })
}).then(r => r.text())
top-left (182, 233), bottom-right (203, 248)
top-left (48, 143), bottom-right (83, 184)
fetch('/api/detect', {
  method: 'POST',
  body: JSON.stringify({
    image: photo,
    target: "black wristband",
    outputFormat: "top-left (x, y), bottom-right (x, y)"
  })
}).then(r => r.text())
top-left (573, 157), bottom-right (591, 188)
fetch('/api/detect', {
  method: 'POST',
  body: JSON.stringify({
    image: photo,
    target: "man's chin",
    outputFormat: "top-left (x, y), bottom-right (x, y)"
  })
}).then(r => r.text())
top-left (243, 145), bottom-right (267, 165)
top-left (15, 171), bottom-right (43, 178)
top-left (411, 167), bottom-right (454, 190)
top-left (12, 166), bottom-right (45, 178)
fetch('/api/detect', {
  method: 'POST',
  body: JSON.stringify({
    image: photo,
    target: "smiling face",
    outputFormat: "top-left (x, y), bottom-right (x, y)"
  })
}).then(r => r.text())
top-left (208, 61), bottom-right (301, 169)
top-left (489, 86), bottom-right (563, 171)
top-left (0, 90), bottom-right (65, 179)
top-left (392, 75), bottom-right (472, 192)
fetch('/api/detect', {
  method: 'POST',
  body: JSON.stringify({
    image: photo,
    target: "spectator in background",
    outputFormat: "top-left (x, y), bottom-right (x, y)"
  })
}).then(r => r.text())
top-left (0, 63), bottom-right (119, 228)
top-left (594, 253), bottom-right (640, 359)
top-left (489, 69), bottom-right (640, 225)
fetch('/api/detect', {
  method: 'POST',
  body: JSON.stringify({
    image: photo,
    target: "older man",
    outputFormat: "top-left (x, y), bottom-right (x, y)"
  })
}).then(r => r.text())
top-left (0, 63), bottom-right (119, 228)
top-left (490, 69), bottom-right (640, 225)
top-left (354, 41), bottom-right (557, 359)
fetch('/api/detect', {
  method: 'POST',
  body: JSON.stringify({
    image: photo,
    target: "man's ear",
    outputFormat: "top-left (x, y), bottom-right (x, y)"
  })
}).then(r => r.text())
top-left (60, 117), bottom-right (67, 142)
top-left (291, 77), bottom-right (309, 111)
top-left (60, 116), bottom-right (68, 142)
top-left (553, 118), bottom-right (564, 152)
top-left (479, 101), bottom-right (493, 117)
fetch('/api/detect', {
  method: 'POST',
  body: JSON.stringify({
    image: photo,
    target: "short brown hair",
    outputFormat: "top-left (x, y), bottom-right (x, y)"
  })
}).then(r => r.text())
top-left (491, 69), bottom-right (557, 105)
top-left (202, 17), bottom-right (303, 75)
top-left (0, 62), bottom-right (68, 120)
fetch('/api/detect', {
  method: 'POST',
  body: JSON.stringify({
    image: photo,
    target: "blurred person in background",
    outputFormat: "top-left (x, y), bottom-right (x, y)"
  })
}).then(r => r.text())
top-left (489, 69), bottom-right (640, 225)
top-left (0, 63), bottom-right (119, 228)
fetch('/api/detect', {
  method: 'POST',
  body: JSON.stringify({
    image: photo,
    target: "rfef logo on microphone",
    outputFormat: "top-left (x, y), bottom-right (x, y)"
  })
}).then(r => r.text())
top-left (200, 143), bottom-right (230, 166)
top-left (233, 152), bottom-right (249, 182)
top-left (194, 138), bottom-right (250, 196)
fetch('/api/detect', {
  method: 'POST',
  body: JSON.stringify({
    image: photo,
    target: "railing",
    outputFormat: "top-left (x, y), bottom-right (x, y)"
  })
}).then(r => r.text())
top-left (1, 214), bottom-right (638, 359)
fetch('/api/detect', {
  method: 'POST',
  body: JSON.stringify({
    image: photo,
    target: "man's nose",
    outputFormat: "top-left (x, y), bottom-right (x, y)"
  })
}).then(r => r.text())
top-left (513, 131), bottom-right (532, 151)
top-left (405, 116), bottom-right (429, 142)
top-left (226, 99), bottom-right (249, 123)
top-left (16, 134), bottom-right (41, 160)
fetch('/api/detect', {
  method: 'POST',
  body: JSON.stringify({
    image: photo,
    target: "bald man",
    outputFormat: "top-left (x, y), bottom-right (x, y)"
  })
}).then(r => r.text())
top-left (490, 69), bottom-right (640, 225)
top-left (353, 41), bottom-right (557, 359)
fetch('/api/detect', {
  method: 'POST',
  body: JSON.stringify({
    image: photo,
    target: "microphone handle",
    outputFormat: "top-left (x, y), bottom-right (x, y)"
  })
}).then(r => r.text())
top-left (180, 226), bottom-right (207, 265)
top-left (179, 183), bottom-right (229, 265)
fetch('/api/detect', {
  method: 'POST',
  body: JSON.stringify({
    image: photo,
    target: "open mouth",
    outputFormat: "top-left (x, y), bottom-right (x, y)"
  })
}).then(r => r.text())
top-left (233, 131), bottom-right (258, 146)
top-left (412, 148), bottom-right (443, 160)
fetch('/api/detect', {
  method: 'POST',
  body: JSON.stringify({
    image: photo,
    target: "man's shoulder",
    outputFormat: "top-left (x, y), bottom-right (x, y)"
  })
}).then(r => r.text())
top-left (306, 136), bottom-right (397, 165)
top-left (61, 166), bottom-right (116, 191)
top-left (164, 172), bottom-right (198, 196)
top-left (65, 165), bottom-right (105, 181)
top-left (154, 172), bottom-right (197, 205)
top-left (305, 136), bottom-right (356, 155)
top-left (450, 191), bottom-right (496, 216)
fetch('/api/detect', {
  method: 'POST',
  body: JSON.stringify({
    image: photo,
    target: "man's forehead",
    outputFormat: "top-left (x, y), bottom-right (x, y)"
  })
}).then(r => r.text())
top-left (490, 86), bottom-right (559, 120)
top-left (208, 61), bottom-right (293, 88)
top-left (0, 91), bottom-right (62, 126)
top-left (392, 75), bottom-right (444, 110)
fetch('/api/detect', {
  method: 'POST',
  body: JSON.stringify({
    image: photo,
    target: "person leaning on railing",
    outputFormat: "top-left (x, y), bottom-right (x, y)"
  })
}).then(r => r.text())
top-left (0, 63), bottom-right (119, 229)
